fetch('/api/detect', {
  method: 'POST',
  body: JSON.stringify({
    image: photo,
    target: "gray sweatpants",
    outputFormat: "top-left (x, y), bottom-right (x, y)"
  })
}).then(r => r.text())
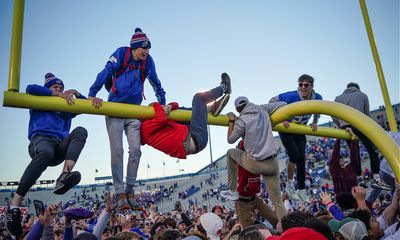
top-left (106, 116), bottom-right (141, 194)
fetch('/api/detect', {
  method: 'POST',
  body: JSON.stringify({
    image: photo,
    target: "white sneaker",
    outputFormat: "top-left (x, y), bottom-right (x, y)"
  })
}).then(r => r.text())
top-left (297, 189), bottom-right (310, 203)
top-left (219, 190), bottom-right (239, 201)
top-left (286, 186), bottom-right (300, 201)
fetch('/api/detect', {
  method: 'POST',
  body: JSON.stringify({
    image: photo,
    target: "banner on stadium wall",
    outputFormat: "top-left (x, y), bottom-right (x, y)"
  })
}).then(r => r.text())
top-left (0, 180), bottom-right (54, 186)
top-left (0, 206), bottom-right (29, 223)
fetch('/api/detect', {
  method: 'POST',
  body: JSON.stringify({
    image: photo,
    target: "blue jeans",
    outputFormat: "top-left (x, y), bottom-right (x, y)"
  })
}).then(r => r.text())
top-left (189, 86), bottom-right (223, 153)
top-left (17, 127), bottom-right (88, 197)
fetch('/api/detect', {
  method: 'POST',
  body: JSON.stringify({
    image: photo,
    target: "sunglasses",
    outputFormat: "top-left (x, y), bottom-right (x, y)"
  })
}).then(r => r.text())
top-left (298, 83), bottom-right (311, 88)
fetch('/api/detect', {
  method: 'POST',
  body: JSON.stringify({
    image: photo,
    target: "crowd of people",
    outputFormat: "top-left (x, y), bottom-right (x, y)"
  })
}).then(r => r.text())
top-left (2, 26), bottom-right (399, 240)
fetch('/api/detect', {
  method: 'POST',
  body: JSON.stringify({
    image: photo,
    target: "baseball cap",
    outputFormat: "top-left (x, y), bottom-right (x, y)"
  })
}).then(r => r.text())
top-left (328, 218), bottom-right (368, 240)
top-left (267, 227), bottom-right (327, 240)
top-left (234, 96), bottom-right (249, 109)
top-left (199, 212), bottom-right (223, 240)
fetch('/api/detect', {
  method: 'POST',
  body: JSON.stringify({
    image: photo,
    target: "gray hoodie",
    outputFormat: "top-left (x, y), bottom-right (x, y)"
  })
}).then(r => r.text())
top-left (228, 101), bottom-right (286, 160)
top-left (332, 87), bottom-right (370, 127)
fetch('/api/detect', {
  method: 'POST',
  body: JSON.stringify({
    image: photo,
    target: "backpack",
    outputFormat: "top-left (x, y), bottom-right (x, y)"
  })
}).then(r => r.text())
top-left (105, 47), bottom-right (147, 94)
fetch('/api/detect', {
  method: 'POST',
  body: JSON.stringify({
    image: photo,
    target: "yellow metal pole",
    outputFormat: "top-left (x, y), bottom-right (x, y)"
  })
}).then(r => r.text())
top-left (359, 0), bottom-right (397, 132)
top-left (7, 0), bottom-right (25, 92)
top-left (3, 91), bottom-right (351, 137)
top-left (271, 100), bottom-right (400, 180)
top-left (3, 92), bottom-right (399, 180)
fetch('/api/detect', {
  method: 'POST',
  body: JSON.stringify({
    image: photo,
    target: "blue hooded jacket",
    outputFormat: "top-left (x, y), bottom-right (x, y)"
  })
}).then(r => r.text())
top-left (26, 84), bottom-right (87, 141)
top-left (88, 47), bottom-right (166, 105)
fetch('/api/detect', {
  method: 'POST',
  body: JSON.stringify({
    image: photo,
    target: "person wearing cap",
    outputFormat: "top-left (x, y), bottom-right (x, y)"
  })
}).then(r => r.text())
top-left (328, 217), bottom-right (369, 240)
top-left (221, 96), bottom-right (287, 221)
top-left (6, 73), bottom-right (88, 238)
top-left (267, 227), bottom-right (328, 240)
top-left (140, 73), bottom-right (231, 159)
top-left (269, 74), bottom-right (323, 203)
top-left (228, 140), bottom-right (279, 228)
top-left (88, 28), bottom-right (166, 211)
top-left (199, 212), bottom-right (223, 240)
top-left (350, 182), bottom-right (400, 240)
top-left (332, 82), bottom-right (390, 192)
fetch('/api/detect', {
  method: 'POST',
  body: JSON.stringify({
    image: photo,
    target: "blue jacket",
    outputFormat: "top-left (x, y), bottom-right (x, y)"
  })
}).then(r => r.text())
top-left (89, 47), bottom-right (166, 105)
top-left (270, 90), bottom-right (323, 124)
top-left (26, 84), bottom-right (87, 141)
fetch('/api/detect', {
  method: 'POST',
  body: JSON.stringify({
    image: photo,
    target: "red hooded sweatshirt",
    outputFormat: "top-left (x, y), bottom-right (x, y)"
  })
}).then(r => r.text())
top-left (141, 102), bottom-right (189, 159)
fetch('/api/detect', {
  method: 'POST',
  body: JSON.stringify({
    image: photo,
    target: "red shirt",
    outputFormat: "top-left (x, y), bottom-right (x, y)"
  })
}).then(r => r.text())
top-left (141, 102), bottom-right (189, 159)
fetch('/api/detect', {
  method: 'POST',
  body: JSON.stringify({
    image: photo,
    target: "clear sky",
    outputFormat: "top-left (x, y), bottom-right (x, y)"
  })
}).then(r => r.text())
top-left (0, 0), bottom-right (398, 185)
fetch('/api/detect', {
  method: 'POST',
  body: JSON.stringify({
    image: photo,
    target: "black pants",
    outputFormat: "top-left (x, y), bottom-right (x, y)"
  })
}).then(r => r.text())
top-left (279, 133), bottom-right (306, 189)
top-left (16, 127), bottom-right (87, 197)
top-left (341, 125), bottom-right (380, 174)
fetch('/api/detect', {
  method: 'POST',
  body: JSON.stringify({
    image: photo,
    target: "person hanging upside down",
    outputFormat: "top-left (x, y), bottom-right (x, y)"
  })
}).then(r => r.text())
top-left (141, 73), bottom-right (231, 158)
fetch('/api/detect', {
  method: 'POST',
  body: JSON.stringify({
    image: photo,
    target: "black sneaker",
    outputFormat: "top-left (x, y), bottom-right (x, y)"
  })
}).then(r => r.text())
top-left (6, 207), bottom-right (22, 237)
top-left (54, 171), bottom-right (81, 195)
top-left (211, 94), bottom-right (230, 117)
top-left (221, 73), bottom-right (231, 94)
top-left (370, 179), bottom-right (393, 191)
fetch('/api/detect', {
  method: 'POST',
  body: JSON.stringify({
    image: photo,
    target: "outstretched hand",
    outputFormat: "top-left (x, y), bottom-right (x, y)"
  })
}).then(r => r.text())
top-left (105, 191), bottom-right (117, 214)
top-left (352, 186), bottom-right (366, 201)
top-left (38, 202), bottom-right (61, 226)
top-left (38, 207), bottom-right (52, 226)
top-left (319, 192), bottom-right (332, 205)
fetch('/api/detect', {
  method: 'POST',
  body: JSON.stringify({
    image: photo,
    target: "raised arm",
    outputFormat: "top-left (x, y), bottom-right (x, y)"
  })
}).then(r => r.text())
top-left (146, 56), bottom-right (166, 105)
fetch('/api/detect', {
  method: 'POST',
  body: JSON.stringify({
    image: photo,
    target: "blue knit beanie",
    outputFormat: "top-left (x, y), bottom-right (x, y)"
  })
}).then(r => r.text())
top-left (130, 28), bottom-right (151, 49)
top-left (44, 73), bottom-right (64, 88)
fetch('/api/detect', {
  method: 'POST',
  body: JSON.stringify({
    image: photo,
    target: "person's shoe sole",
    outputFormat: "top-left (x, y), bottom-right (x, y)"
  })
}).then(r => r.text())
top-left (370, 183), bottom-right (393, 191)
top-left (219, 190), bottom-right (239, 201)
top-left (54, 172), bottom-right (81, 195)
top-left (221, 73), bottom-right (231, 94)
top-left (212, 94), bottom-right (230, 117)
